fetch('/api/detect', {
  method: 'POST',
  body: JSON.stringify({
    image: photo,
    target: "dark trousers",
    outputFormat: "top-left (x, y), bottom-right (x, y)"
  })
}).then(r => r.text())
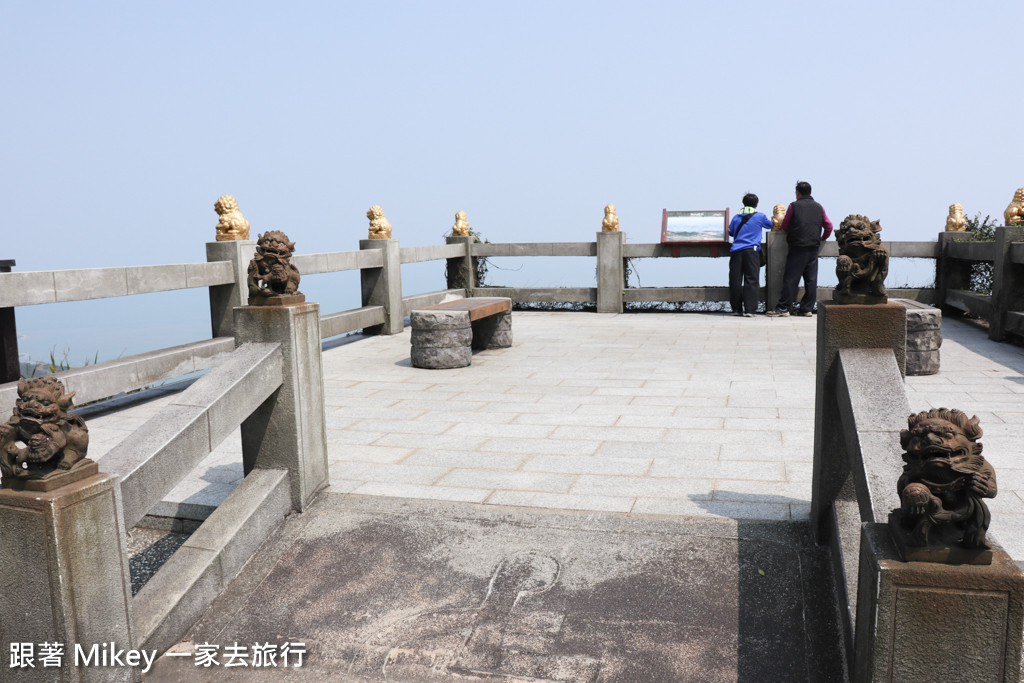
top-left (777, 245), bottom-right (819, 313)
top-left (729, 248), bottom-right (760, 314)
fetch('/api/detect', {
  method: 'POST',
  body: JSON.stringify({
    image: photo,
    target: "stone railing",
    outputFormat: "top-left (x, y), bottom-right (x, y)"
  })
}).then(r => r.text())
top-left (935, 226), bottom-right (1024, 341)
top-left (462, 231), bottom-right (940, 314)
top-left (811, 302), bottom-right (1024, 681)
top-left (3, 225), bottom-right (1020, 404)
top-left (0, 299), bottom-right (330, 676)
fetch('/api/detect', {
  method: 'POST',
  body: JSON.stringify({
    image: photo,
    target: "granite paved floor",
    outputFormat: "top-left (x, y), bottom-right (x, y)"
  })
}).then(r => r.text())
top-left (86, 311), bottom-right (1024, 557)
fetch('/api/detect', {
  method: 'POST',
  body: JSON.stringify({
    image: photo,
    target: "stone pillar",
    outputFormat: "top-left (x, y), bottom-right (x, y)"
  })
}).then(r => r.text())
top-left (0, 474), bottom-right (138, 682)
top-left (812, 302), bottom-right (906, 545)
top-left (765, 231), bottom-right (788, 312)
top-left (989, 226), bottom-right (1024, 341)
top-left (596, 230), bottom-right (624, 313)
top-left (935, 231), bottom-right (973, 317)
top-left (0, 259), bottom-right (18, 382)
top-left (207, 240), bottom-right (256, 338)
top-left (855, 523), bottom-right (1024, 682)
top-left (235, 303), bottom-right (328, 512)
top-left (445, 235), bottom-right (475, 292)
top-left (360, 238), bottom-right (403, 334)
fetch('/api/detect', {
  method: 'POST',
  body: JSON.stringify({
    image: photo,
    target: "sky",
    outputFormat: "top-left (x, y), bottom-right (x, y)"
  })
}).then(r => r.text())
top-left (3, 1), bottom-right (1023, 364)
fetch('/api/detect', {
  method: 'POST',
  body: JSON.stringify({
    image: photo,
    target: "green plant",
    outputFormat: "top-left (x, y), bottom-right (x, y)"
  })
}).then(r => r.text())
top-left (965, 213), bottom-right (998, 294)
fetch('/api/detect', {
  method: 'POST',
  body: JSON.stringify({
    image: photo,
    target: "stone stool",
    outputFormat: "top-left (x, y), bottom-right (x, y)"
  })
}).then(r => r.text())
top-left (410, 309), bottom-right (473, 369)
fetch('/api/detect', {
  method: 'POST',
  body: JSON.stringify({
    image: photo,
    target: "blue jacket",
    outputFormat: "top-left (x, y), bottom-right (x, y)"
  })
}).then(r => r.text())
top-left (728, 208), bottom-right (772, 252)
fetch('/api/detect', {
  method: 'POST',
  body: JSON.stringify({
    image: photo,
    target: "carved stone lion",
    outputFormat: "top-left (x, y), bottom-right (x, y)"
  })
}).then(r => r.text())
top-left (367, 205), bottom-right (393, 239)
top-left (0, 377), bottom-right (89, 485)
top-left (1004, 187), bottom-right (1024, 226)
top-left (895, 408), bottom-right (996, 549)
top-left (452, 211), bottom-right (471, 237)
top-left (247, 230), bottom-right (301, 303)
top-left (214, 194), bottom-right (251, 241)
top-left (833, 214), bottom-right (889, 305)
top-left (602, 204), bottom-right (620, 232)
top-left (771, 204), bottom-right (786, 232)
top-left (945, 203), bottom-right (966, 232)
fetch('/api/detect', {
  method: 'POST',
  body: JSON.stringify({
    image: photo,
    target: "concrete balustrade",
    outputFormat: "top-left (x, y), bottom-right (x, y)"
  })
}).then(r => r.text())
top-left (811, 302), bottom-right (1024, 680)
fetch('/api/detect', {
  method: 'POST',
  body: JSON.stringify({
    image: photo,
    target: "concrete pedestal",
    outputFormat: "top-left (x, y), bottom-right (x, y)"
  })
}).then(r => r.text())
top-left (596, 231), bottom-right (624, 313)
top-left (235, 303), bottom-right (328, 511)
top-left (892, 299), bottom-right (941, 376)
top-left (206, 240), bottom-right (256, 338)
top-left (0, 473), bottom-right (137, 682)
top-left (856, 523), bottom-right (1024, 682)
top-left (360, 238), bottom-right (403, 335)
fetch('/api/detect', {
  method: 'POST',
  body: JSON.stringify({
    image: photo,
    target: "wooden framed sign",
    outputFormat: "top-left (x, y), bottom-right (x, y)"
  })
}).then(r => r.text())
top-left (660, 209), bottom-right (730, 244)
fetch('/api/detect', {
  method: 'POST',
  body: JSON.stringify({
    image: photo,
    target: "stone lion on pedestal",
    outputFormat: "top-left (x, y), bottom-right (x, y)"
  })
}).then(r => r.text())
top-left (0, 377), bottom-right (89, 485)
top-left (602, 205), bottom-right (620, 232)
top-left (945, 203), bottom-right (966, 232)
top-left (367, 206), bottom-right (393, 239)
top-left (895, 408), bottom-right (996, 550)
top-left (452, 211), bottom-right (471, 237)
top-left (771, 204), bottom-right (786, 232)
top-left (214, 194), bottom-right (251, 241)
top-left (833, 214), bottom-right (889, 305)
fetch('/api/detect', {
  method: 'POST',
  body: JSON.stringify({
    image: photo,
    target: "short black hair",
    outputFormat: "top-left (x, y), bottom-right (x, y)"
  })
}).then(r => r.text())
top-left (795, 181), bottom-right (812, 196)
top-left (742, 193), bottom-right (758, 208)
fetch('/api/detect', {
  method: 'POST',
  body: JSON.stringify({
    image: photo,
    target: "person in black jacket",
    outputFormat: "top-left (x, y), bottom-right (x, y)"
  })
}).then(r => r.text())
top-left (767, 181), bottom-right (834, 317)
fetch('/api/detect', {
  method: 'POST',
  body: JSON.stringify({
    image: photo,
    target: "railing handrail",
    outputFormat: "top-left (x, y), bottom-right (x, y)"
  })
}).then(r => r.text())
top-left (0, 261), bottom-right (235, 307)
top-left (100, 341), bottom-right (283, 529)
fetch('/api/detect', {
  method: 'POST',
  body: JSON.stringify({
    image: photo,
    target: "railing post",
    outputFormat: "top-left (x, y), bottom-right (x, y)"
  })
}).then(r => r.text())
top-left (360, 239), bottom-right (404, 334)
top-left (0, 474), bottom-right (138, 681)
top-left (934, 230), bottom-right (973, 317)
top-left (765, 231), bottom-right (788, 312)
top-left (235, 302), bottom-right (329, 512)
top-left (596, 231), bottom-right (624, 313)
top-left (989, 225), bottom-right (1024, 341)
top-left (0, 259), bottom-right (18, 381)
top-left (446, 235), bottom-right (475, 292)
top-left (206, 240), bottom-right (255, 338)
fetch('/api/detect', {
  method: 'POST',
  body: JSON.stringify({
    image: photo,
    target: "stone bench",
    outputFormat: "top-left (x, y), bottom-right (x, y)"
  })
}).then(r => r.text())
top-left (410, 298), bottom-right (512, 369)
top-left (892, 299), bottom-right (941, 376)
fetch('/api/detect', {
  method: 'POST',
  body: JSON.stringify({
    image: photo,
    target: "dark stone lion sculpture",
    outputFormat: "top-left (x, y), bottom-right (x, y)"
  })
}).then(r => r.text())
top-left (0, 377), bottom-right (89, 484)
top-left (895, 408), bottom-right (996, 549)
top-left (247, 230), bottom-right (302, 303)
top-left (833, 214), bottom-right (889, 305)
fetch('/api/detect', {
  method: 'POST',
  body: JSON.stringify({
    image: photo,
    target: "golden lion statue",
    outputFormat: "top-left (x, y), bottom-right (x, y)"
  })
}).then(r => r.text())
top-left (367, 205), bottom-right (393, 239)
top-left (1004, 187), bottom-right (1024, 226)
top-left (452, 211), bottom-right (471, 237)
top-left (771, 204), bottom-right (786, 232)
top-left (214, 194), bottom-right (250, 241)
top-left (602, 204), bottom-right (620, 232)
top-left (945, 203), bottom-right (966, 231)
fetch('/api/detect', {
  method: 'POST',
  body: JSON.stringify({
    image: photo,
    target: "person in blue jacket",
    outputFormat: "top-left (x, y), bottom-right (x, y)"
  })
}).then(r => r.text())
top-left (728, 193), bottom-right (772, 316)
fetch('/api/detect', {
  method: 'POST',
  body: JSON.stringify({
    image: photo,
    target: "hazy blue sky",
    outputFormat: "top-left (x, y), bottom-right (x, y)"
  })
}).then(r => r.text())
top-left (4, 1), bottom-right (1023, 363)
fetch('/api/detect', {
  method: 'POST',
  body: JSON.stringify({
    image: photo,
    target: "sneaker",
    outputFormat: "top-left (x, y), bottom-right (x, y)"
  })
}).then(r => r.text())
top-left (731, 312), bottom-right (743, 317)
top-left (766, 310), bottom-right (790, 317)
top-left (799, 311), bottom-right (814, 317)
top-left (742, 313), bottom-right (755, 318)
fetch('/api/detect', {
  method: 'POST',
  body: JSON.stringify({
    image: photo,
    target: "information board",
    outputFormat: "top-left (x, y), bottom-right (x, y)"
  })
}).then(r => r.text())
top-left (660, 209), bottom-right (730, 244)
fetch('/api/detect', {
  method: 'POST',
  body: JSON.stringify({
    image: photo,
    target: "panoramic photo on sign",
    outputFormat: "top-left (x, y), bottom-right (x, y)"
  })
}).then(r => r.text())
top-left (660, 209), bottom-right (730, 244)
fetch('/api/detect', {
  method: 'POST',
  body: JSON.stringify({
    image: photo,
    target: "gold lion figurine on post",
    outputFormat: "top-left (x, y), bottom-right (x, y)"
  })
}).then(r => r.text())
top-left (945, 203), bottom-right (966, 231)
top-left (452, 211), bottom-right (471, 237)
top-left (602, 204), bottom-right (620, 232)
top-left (1004, 187), bottom-right (1024, 226)
top-left (771, 204), bottom-right (786, 232)
top-left (367, 206), bottom-right (393, 239)
top-left (214, 194), bottom-right (251, 241)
